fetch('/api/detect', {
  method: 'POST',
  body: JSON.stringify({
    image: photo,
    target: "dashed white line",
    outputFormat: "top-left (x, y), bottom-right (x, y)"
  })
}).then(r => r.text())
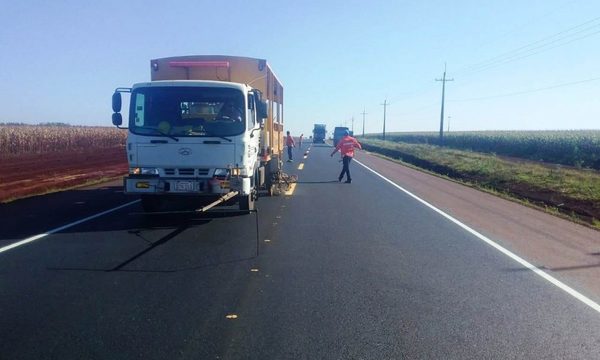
top-left (354, 158), bottom-right (600, 314)
top-left (0, 199), bottom-right (140, 255)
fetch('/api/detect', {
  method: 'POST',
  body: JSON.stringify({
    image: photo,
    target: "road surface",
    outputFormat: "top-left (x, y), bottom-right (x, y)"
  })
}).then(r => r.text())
top-left (1, 143), bottom-right (599, 359)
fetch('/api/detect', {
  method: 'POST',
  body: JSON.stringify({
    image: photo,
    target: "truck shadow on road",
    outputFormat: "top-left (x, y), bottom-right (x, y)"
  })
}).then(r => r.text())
top-left (3, 184), bottom-right (278, 273)
top-left (46, 209), bottom-right (262, 273)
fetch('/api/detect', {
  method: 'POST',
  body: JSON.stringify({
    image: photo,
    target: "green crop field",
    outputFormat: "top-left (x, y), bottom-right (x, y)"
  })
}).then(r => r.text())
top-left (365, 130), bottom-right (600, 170)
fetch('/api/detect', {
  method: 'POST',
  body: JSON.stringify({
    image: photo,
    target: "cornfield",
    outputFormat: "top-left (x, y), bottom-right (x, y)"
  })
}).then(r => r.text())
top-left (367, 130), bottom-right (600, 170)
top-left (0, 125), bottom-right (126, 156)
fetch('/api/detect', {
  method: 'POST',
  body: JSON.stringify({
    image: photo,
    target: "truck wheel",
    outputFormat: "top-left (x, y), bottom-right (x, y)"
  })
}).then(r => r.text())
top-left (141, 195), bottom-right (164, 213)
top-left (239, 193), bottom-right (255, 211)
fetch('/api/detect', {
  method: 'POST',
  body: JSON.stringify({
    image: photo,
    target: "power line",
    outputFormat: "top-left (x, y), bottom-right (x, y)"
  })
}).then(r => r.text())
top-left (445, 25), bottom-right (600, 95)
top-left (464, 27), bottom-right (600, 76)
top-left (449, 75), bottom-right (600, 102)
top-left (468, 0), bottom-right (578, 53)
top-left (456, 15), bottom-right (600, 75)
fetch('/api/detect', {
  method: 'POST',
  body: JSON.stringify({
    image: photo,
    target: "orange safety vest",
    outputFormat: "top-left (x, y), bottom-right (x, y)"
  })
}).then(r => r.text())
top-left (336, 135), bottom-right (362, 157)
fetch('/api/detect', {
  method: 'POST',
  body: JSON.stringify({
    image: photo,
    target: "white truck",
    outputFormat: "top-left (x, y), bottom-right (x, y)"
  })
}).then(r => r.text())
top-left (111, 55), bottom-right (284, 212)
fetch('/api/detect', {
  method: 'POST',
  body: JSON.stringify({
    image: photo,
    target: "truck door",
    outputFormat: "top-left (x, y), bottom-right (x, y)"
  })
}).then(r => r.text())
top-left (247, 93), bottom-right (260, 170)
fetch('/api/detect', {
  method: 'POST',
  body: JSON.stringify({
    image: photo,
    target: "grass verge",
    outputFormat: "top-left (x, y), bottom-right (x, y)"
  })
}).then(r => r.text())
top-left (361, 139), bottom-right (600, 230)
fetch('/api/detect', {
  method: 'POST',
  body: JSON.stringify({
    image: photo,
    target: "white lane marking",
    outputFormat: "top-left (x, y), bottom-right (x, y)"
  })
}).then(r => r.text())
top-left (0, 200), bottom-right (140, 255)
top-left (354, 159), bottom-right (600, 314)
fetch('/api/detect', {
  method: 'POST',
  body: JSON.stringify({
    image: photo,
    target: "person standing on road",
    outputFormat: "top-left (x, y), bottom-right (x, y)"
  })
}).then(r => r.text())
top-left (299, 133), bottom-right (304, 149)
top-left (330, 130), bottom-right (362, 183)
top-left (286, 131), bottom-right (295, 162)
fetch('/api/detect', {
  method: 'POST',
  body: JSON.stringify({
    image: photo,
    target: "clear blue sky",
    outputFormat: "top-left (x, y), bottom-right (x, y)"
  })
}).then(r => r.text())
top-left (1, 0), bottom-right (598, 135)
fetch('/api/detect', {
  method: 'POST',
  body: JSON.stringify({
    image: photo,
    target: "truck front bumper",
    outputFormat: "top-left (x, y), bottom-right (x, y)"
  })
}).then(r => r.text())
top-left (124, 176), bottom-right (252, 195)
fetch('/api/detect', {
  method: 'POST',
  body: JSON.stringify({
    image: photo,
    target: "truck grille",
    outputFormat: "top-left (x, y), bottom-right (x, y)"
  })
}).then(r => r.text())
top-left (178, 168), bottom-right (195, 176)
top-left (162, 168), bottom-right (211, 177)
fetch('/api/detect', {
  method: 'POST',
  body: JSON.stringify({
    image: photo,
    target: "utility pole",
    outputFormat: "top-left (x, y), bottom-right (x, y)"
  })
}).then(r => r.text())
top-left (435, 63), bottom-right (453, 144)
top-left (381, 99), bottom-right (389, 141)
top-left (351, 116), bottom-right (354, 133)
top-left (361, 108), bottom-right (367, 137)
top-left (447, 116), bottom-right (451, 132)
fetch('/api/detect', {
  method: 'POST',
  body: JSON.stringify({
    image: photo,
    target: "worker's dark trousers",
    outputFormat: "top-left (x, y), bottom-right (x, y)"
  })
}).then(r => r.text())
top-left (339, 156), bottom-right (352, 181)
top-left (287, 146), bottom-right (293, 160)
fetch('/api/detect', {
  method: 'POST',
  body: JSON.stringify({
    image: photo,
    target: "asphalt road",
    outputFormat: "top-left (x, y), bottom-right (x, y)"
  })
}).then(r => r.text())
top-left (1, 143), bottom-right (600, 359)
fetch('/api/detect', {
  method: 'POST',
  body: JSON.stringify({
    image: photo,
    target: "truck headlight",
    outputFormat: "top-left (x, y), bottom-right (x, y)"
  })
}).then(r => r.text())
top-left (214, 168), bottom-right (229, 179)
top-left (130, 167), bottom-right (159, 175)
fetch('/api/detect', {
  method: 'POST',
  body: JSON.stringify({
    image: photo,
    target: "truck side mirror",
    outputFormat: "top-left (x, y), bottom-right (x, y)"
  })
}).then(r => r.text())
top-left (112, 92), bottom-right (122, 113)
top-left (257, 100), bottom-right (268, 120)
top-left (112, 113), bottom-right (123, 126)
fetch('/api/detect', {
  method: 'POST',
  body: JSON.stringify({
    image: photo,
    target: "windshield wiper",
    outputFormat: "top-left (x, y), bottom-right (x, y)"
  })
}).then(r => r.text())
top-left (206, 133), bottom-right (232, 142)
top-left (185, 130), bottom-right (230, 142)
top-left (144, 128), bottom-right (179, 142)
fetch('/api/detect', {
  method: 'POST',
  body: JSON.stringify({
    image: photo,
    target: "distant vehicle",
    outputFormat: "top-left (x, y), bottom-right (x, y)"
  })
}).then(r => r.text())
top-left (111, 55), bottom-right (284, 212)
top-left (313, 124), bottom-right (326, 143)
top-left (333, 127), bottom-right (351, 147)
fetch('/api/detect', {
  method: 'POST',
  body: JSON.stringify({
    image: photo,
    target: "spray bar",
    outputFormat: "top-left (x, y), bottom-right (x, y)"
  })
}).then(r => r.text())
top-left (196, 191), bottom-right (239, 213)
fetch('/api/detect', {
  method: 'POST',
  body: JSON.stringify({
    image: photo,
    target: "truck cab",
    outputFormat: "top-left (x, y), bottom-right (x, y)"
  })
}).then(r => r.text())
top-left (333, 127), bottom-right (350, 147)
top-left (313, 124), bottom-right (326, 143)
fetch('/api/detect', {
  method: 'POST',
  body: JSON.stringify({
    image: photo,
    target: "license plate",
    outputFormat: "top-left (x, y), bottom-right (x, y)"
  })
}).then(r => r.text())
top-left (175, 181), bottom-right (194, 192)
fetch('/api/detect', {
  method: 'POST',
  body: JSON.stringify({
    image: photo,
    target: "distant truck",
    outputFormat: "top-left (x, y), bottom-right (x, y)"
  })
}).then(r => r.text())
top-left (312, 124), bottom-right (326, 143)
top-left (111, 55), bottom-right (284, 212)
top-left (333, 127), bottom-right (352, 147)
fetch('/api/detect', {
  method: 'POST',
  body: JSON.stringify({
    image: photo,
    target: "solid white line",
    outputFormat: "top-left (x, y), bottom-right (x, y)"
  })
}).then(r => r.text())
top-left (0, 200), bottom-right (140, 255)
top-left (354, 159), bottom-right (600, 314)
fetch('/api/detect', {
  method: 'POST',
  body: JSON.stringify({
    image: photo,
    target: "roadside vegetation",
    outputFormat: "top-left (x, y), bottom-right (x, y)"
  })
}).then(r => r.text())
top-left (365, 130), bottom-right (600, 170)
top-left (360, 138), bottom-right (600, 229)
top-left (0, 124), bottom-right (126, 156)
top-left (0, 124), bottom-right (127, 202)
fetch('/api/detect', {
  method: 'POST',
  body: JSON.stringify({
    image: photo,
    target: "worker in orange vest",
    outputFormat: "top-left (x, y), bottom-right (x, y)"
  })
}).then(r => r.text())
top-left (330, 130), bottom-right (362, 183)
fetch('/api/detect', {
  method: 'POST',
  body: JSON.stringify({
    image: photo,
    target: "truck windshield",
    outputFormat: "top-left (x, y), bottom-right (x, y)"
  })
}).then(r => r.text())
top-left (334, 127), bottom-right (349, 136)
top-left (129, 87), bottom-right (245, 138)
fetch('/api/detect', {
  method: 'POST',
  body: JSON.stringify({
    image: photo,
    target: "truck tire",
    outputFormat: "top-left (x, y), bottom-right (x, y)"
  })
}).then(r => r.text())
top-left (239, 193), bottom-right (255, 211)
